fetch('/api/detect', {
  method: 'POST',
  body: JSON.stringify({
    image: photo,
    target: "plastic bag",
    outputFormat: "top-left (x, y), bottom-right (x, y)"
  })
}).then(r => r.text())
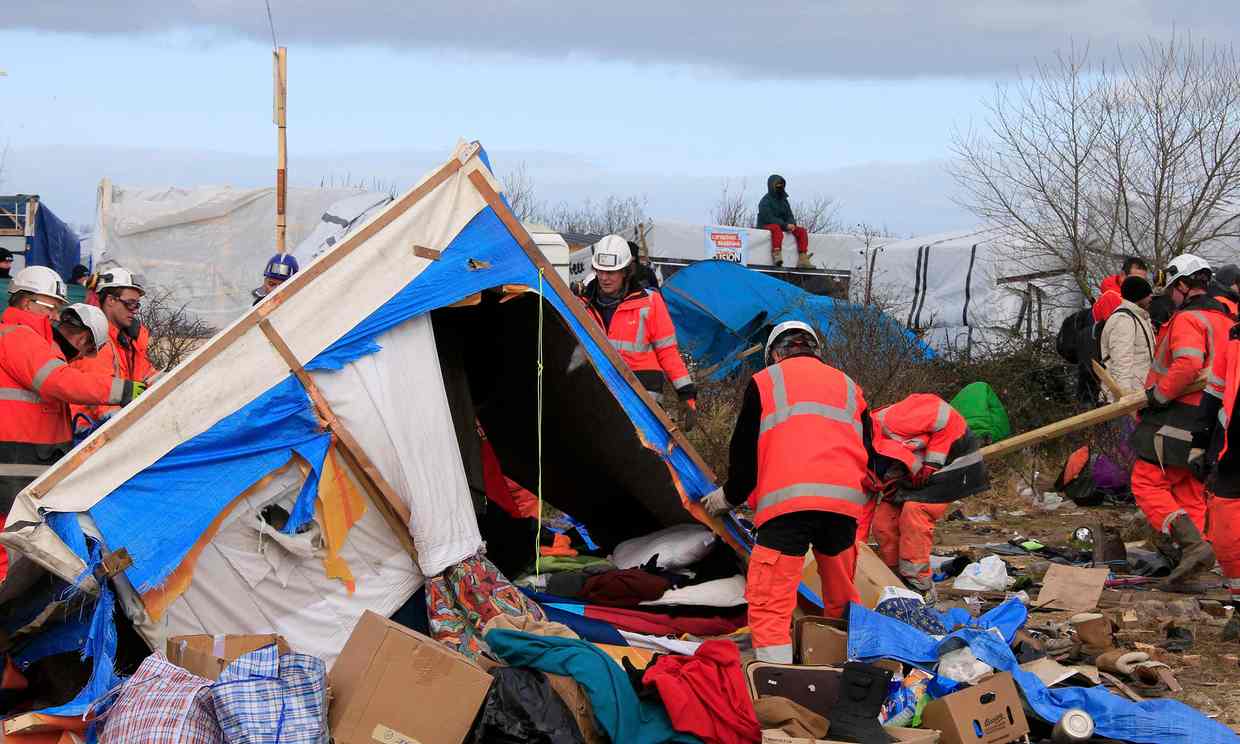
top-left (953, 555), bottom-right (1014, 591)
top-left (937, 645), bottom-right (993, 684)
top-left (880, 586), bottom-right (926, 605)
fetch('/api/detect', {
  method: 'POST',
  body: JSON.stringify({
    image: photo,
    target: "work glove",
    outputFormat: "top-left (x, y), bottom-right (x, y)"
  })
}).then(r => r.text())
top-left (1144, 387), bottom-right (1166, 410)
top-left (120, 380), bottom-right (147, 405)
top-left (701, 488), bottom-right (732, 516)
top-left (682, 401), bottom-right (698, 433)
top-left (910, 466), bottom-right (938, 489)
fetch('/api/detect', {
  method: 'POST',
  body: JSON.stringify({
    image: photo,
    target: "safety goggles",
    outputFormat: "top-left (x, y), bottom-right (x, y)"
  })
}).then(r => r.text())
top-left (31, 299), bottom-right (63, 312)
top-left (111, 297), bottom-right (141, 312)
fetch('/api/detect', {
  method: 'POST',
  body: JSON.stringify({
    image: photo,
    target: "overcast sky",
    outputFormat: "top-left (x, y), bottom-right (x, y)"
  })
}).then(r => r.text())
top-left (2, 2), bottom-right (1236, 234)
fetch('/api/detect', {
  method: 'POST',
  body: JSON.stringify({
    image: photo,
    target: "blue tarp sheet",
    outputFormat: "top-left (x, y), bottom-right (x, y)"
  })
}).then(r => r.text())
top-left (848, 602), bottom-right (1238, 744)
top-left (661, 260), bottom-right (933, 380)
top-left (29, 201), bottom-right (82, 283)
top-left (78, 150), bottom-right (715, 597)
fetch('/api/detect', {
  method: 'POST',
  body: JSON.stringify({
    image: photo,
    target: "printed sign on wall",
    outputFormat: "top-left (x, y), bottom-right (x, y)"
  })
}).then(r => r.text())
top-left (704, 226), bottom-right (748, 263)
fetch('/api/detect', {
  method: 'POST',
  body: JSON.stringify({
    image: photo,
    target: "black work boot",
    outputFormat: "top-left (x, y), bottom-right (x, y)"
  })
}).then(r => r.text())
top-left (1159, 515), bottom-right (1216, 592)
top-left (823, 662), bottom-right (895, 743)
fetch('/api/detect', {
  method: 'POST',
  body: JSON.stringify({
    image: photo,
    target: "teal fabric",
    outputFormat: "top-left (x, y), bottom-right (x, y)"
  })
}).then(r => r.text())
top-left (949, 381), bottom-right (1011, 443)
top-left (485, 628), bottom-right (701, 744)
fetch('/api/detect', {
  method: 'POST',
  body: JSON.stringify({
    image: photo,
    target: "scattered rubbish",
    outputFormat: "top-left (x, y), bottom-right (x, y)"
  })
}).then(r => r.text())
top-left (937, 644), bottom-right (993, 684)
top-left (953, 555), bottom-right (1014, 591)
top-left (965, 514), bottom-right (992, 523)
top-left (1223, 614), bottom-right (1240, 642)
top-left (946, 509), bottom-right (966, 522)
top-left (921, 672), bottom-right (1030, 744)
top-left (1020, 657), bottom-right (1100, 688)
top-left (1035, 565), bottom-right (1110, 612)
top-left (166, 633), bottom-right (290, 681)
top-left (1160, 624), bottom-right (1194, 653)
top-left (1034, 492), bottom-right (1065, 511)
top-left (793, 616), bottom-right (848, 666)
top-left (1070, 613), bottom-right (1116, 656)
top-left (1052, 708), bottom-right (1095, 743)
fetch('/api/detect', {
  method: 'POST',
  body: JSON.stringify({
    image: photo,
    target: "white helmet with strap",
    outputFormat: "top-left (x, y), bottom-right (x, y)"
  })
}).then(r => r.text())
top-left (1163, 254), bottom-right (1211, 286)
top-left (60, 303), bottom-right (110, 352)
top-left (765, 320), bottom-right (820, 364)
top-left (8, 266), bottom-right (68, 303)
top-left (96, 266), bottom-right (145, 296)
top-left (590, 235), bottom-right (634, 272)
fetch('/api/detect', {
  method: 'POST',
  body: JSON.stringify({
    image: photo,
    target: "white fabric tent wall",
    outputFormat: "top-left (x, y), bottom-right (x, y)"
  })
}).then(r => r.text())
top-left (94, 181), bottom-right (380, 326)
top-left (614, 219), bottom-right (865, 271)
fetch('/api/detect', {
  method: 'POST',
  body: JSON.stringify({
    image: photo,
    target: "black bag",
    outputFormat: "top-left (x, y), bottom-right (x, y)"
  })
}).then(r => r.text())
top-left (1056, 307), bottom-right (1095, 364)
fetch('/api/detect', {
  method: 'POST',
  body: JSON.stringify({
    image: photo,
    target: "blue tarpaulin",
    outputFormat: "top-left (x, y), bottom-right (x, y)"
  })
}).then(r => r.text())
top-left (847, 602), bottom-right (1238, 744)
top-left (29, 200), bottom-right (82, 283)
top-left (661, 260), bottom-right (933, 380)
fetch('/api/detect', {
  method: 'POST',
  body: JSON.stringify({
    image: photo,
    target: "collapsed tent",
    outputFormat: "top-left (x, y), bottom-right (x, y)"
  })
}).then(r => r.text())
top-left (92, 180), bottom-right (389, 325)
top-left (2, 141), bottom-right (723, 668)
top-left (662, 260), bottom-right (933, 381)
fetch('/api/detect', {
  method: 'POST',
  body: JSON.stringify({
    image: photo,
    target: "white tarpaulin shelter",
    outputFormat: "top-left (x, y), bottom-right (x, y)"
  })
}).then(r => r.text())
top-left (93, 180), bottom-right (388, 326)
top-left (611, 219), bottom-right (865, 271)
top-left (2, 141), bottom-right (719, 664)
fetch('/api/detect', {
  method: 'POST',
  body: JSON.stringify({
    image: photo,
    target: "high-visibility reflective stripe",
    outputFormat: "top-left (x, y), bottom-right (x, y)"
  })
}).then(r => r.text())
top-left (1155, 424), bottom-right (1194, 442)
top-left (899, 559), bottom-right (929, 577)
top-left (31, 358), bottom-right (65, 392)
top-left (756, 483), bottom-right (869, 513)
top-left (609, 338), bottom-right (650, 353)
top-left (1161, 508), bottom-right (1187, 535)
top-left (108, 378), bottom-right (125, 404)
top-left (906, 437), bottom-right (927, 449)
top-left (933, 402), bottom-right (952, 431)
top-left (672, 374), bottom-right (693, 390)
top-left (1153, 386), bottom-right (1171, 404)
top-left (1172, 348), bottom-right (1204, 360)
top-left (0, 326), bottom-right (20, 337)
top-left (938, 449), bottom-right (983, 472)
top-left (761, 363), bottom-right (861, 435)
top-left (925, 451), bottom-right (948, 466)
top-left (0, 387), bottom-right (42, 404)
top-left (651, 334), bottom-right (677, 350)
top-left (1152, 359), bottom-right (1169, 374)
top-left (0, 463), bottom-right (49, 478)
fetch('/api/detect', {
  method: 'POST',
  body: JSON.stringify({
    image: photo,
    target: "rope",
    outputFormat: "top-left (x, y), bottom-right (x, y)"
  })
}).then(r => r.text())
top-left (263, 0), bottom-right (279, 49)
top-left (535, 268), bottom-right (545, 575)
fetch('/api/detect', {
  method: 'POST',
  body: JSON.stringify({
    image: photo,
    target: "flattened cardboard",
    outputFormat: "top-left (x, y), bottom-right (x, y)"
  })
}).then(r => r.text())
top-left (762, 726), bottom-right (939, 743)
top-left (166, 633), bottom-right (290, 681)
top-left (328, 610), bottom-right (492, 744)
top-left (794, 617), bottom-right (849, 666)
top-left (1019, 656), bottom-right (1101, 687)
top-left (801, 542), bottom-right (901, 610)
top-left (1034, 565), bottom-right (1110, 612)
top-left (920, 672), bottom-right (1029, 744)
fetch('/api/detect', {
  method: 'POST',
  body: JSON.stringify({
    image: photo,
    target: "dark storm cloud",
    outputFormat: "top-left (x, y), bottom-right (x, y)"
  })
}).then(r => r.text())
top-left (11, 1), bottom-right (1240, 79)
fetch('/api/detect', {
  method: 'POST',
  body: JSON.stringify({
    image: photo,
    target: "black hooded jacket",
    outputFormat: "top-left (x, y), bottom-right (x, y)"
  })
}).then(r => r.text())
top-left (755, 174), bottom-right (795, 228)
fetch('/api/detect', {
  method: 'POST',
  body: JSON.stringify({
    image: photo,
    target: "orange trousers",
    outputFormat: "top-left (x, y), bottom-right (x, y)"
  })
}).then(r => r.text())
top-left (872, 501), bottom-right (949, 582)
top-left (746, 544), bottom-right (859, 657)
top-left (1207, 496), bottom-right (1240, 602)
top-left (1131, 460), bottom-right (1206, 535)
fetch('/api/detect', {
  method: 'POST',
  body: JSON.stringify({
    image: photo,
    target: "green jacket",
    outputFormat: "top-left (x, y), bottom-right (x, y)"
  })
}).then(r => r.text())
top-left (755, 174), bottom-right (795, 228)
top-left (949, 381), bottom-right (1011, 444)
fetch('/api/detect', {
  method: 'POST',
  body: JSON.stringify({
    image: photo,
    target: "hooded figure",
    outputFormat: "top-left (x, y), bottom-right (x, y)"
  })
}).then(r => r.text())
top-left (755, 175), bottom-right (811, 268)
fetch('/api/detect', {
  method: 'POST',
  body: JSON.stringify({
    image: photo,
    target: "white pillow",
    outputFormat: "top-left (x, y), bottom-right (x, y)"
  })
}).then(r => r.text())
top-left (642, 575), bottom-right (747, 608)
top-left (611, 524), bottom-right (715, 570)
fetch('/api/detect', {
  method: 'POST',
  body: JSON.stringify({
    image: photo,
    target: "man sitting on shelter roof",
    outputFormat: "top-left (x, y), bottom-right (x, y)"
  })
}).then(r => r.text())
top-left (756, 174), bottom-right (812, 270)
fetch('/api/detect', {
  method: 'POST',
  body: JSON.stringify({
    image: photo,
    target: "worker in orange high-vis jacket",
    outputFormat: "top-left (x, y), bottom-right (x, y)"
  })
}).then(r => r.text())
top-left (581, 235), bottom-right (696, 427)
top-left (869, 393), bottom-right (990, 592)
top-left (69, 267), bottom-right (157, 425)
top-left (702, 320), bottom-right (875, 662)
top-left (1, 267), bottom-right (146, 578)
top-left (1205, 317), bottom-right (1240, 639)
top-left (1131, 254), bottom-right (1233, 591)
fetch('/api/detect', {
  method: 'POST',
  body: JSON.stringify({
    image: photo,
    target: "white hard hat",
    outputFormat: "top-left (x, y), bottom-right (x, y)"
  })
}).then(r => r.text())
top-left (765, 320), bottom-right (820, 364)
top-left (590, 235), bottom-right (633, 272)
top-left (60, 303), bottom-right (110, 352)
top-left (96, 266), bottom-right (144, 296)
top-left (1164, 254), bottom-right (1211, 284)
top-left (8, 266), bottom-right (68, 303)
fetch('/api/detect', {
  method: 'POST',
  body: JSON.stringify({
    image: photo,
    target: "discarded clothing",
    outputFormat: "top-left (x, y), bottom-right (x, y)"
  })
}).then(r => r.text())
top-left (613, 525), bottom-right (717, 571)
top-left (545, 672), bottom-right (607, 744)
top-left (751, 696), bottom-right (829, 740)
top-left (642, 575), bottom-right (747, 608)
top-left (534, 556), bottom-right (614, 574)
top-left (642, 640), bottom-right (761, 744)
top-left (580, 569), bottom-right (672, 607)
top-left (428, 552), bottom-right (546, 659)
top-left (483, 613), bottom-right (579, 639)
top-left (524, 590), bottom-right (746, 638)
top-left (210, 644), bottom-right (328, 744)
top-left (484, 628), bottom-right (701, 744)
top-left (875, 597), bottom-right (947, 635)
top-left (97, 654), bottom-right (222, 744)
top-left (469, 666), bottom-right (585, 744)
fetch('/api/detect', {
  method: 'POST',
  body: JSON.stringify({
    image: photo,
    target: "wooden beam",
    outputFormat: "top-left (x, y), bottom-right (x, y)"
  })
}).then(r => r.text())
top-left (1092, 360), bottom-right (1126, 402)
top-left (30, 156), bottom-right (464, 497)
top-left (978, 379), bottom-right (1206, 460)
top-left (257, 319), bottom-right (418, 560)
top-left (274, 47), bottom-right (288, 254)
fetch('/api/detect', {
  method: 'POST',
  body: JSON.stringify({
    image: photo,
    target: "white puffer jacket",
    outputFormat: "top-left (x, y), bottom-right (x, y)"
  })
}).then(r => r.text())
top-left (1100, 299), bottom-right (1155, 401)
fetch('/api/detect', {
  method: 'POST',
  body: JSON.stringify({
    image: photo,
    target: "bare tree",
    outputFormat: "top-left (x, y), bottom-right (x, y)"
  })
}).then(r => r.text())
top-left (951, 35), bottom-right (1240, 296)
top-left (792, 194), bottom-right (843, 234)
top-left (140, 287), bottom-right (215, 371)
top-left (849, 222), bottom-right (898, 306)
top-left (501, 161), bottom-right (541, 222)
top-left (712, 178), bottom-right (753, 227)
top-left (534, 195), bottom-right (647, 235)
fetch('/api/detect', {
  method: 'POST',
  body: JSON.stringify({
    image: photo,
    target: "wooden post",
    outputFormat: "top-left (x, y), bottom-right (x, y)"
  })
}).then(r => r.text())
top-left (274, 47), bottom-right (288, 253)
top-left (1092, 360), bottom-right (1126, 402)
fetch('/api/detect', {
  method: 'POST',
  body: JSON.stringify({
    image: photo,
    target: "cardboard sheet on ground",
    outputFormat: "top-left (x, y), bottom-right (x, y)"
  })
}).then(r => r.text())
top-left (1020, 656), bottom-right (1102, 688)
top-left (801, 542), bottom-right (901, 609)
top-left (1035, 565), bottom-right (1110, 611)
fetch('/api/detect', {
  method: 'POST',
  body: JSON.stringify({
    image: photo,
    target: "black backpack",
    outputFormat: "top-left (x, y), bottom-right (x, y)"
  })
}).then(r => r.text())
top-left (1056, 307), bottom-right (1096, 364)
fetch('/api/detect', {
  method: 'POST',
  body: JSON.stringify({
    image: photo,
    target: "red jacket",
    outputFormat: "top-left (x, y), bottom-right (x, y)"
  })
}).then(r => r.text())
top-left (873, 393), bottom-right (968, 476)
top-left (70, 322), bottom-right (155, 422)
top-left (1099, 274), bottom-right (1123, 298)
top-left (1146, 297), bottom-right (1233, 405)
top-left (750, 356), bottom-right (870, 527)
top-left (583, 287), bottom-right (695, 401)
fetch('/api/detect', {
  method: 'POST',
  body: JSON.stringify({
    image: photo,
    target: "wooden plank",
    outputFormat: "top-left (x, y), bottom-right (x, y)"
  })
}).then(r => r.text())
top-left (275, 47), bottom-right (288, 253)
top-left (30, 156), bottom-right (464, 497)
top-left (257, 319), bottom-right (418, 560)
top-left (413, 245), bottom-right (441, 260)
top-left (979, 378), bottom-right (1206, 460)
top-left (1092, 360), bottom-right (1125, 401)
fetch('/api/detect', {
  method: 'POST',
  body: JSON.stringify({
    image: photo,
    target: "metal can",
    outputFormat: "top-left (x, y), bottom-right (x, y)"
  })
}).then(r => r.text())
top-left (1052, 708), bottom-right (1095, 742)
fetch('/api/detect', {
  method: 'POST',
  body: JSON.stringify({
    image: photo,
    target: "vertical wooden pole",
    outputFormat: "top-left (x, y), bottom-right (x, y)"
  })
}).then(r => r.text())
top-left (274, 47), bottom-right (288, 253)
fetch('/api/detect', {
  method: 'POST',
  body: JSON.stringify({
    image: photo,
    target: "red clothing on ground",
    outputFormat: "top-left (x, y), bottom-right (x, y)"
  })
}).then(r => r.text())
top-left (642, 640), bottom-right (761, 744)
top-left (583, 605), bottom-right (745, 637)
top-left (1131, 460), bottom-right (1206, 535)
top-left (762, 224), bottom-right (809, 255)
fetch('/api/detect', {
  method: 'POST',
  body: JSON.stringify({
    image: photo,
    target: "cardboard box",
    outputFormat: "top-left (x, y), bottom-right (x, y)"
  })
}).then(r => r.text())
top-left (166, 633), bottom-right (290, 681)
top-left (801, 542), bottom-right (902, 610)
top-left (920, 672), bottom-right (1029, 744)
top-left (794, 617), bottom-right (849, 666)
top-left (762, 726), bottom-right (939, 743)
top-left (329, 610), bottom-right (492, 744)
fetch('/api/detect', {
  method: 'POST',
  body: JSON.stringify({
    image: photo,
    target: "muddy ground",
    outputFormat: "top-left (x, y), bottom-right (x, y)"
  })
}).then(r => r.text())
top-left (931, 475), bottom-right (1240, 730)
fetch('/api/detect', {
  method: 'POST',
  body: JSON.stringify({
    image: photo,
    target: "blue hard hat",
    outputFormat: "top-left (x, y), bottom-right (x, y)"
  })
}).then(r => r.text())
top-left (263, 253), bottom-right (299, 281)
